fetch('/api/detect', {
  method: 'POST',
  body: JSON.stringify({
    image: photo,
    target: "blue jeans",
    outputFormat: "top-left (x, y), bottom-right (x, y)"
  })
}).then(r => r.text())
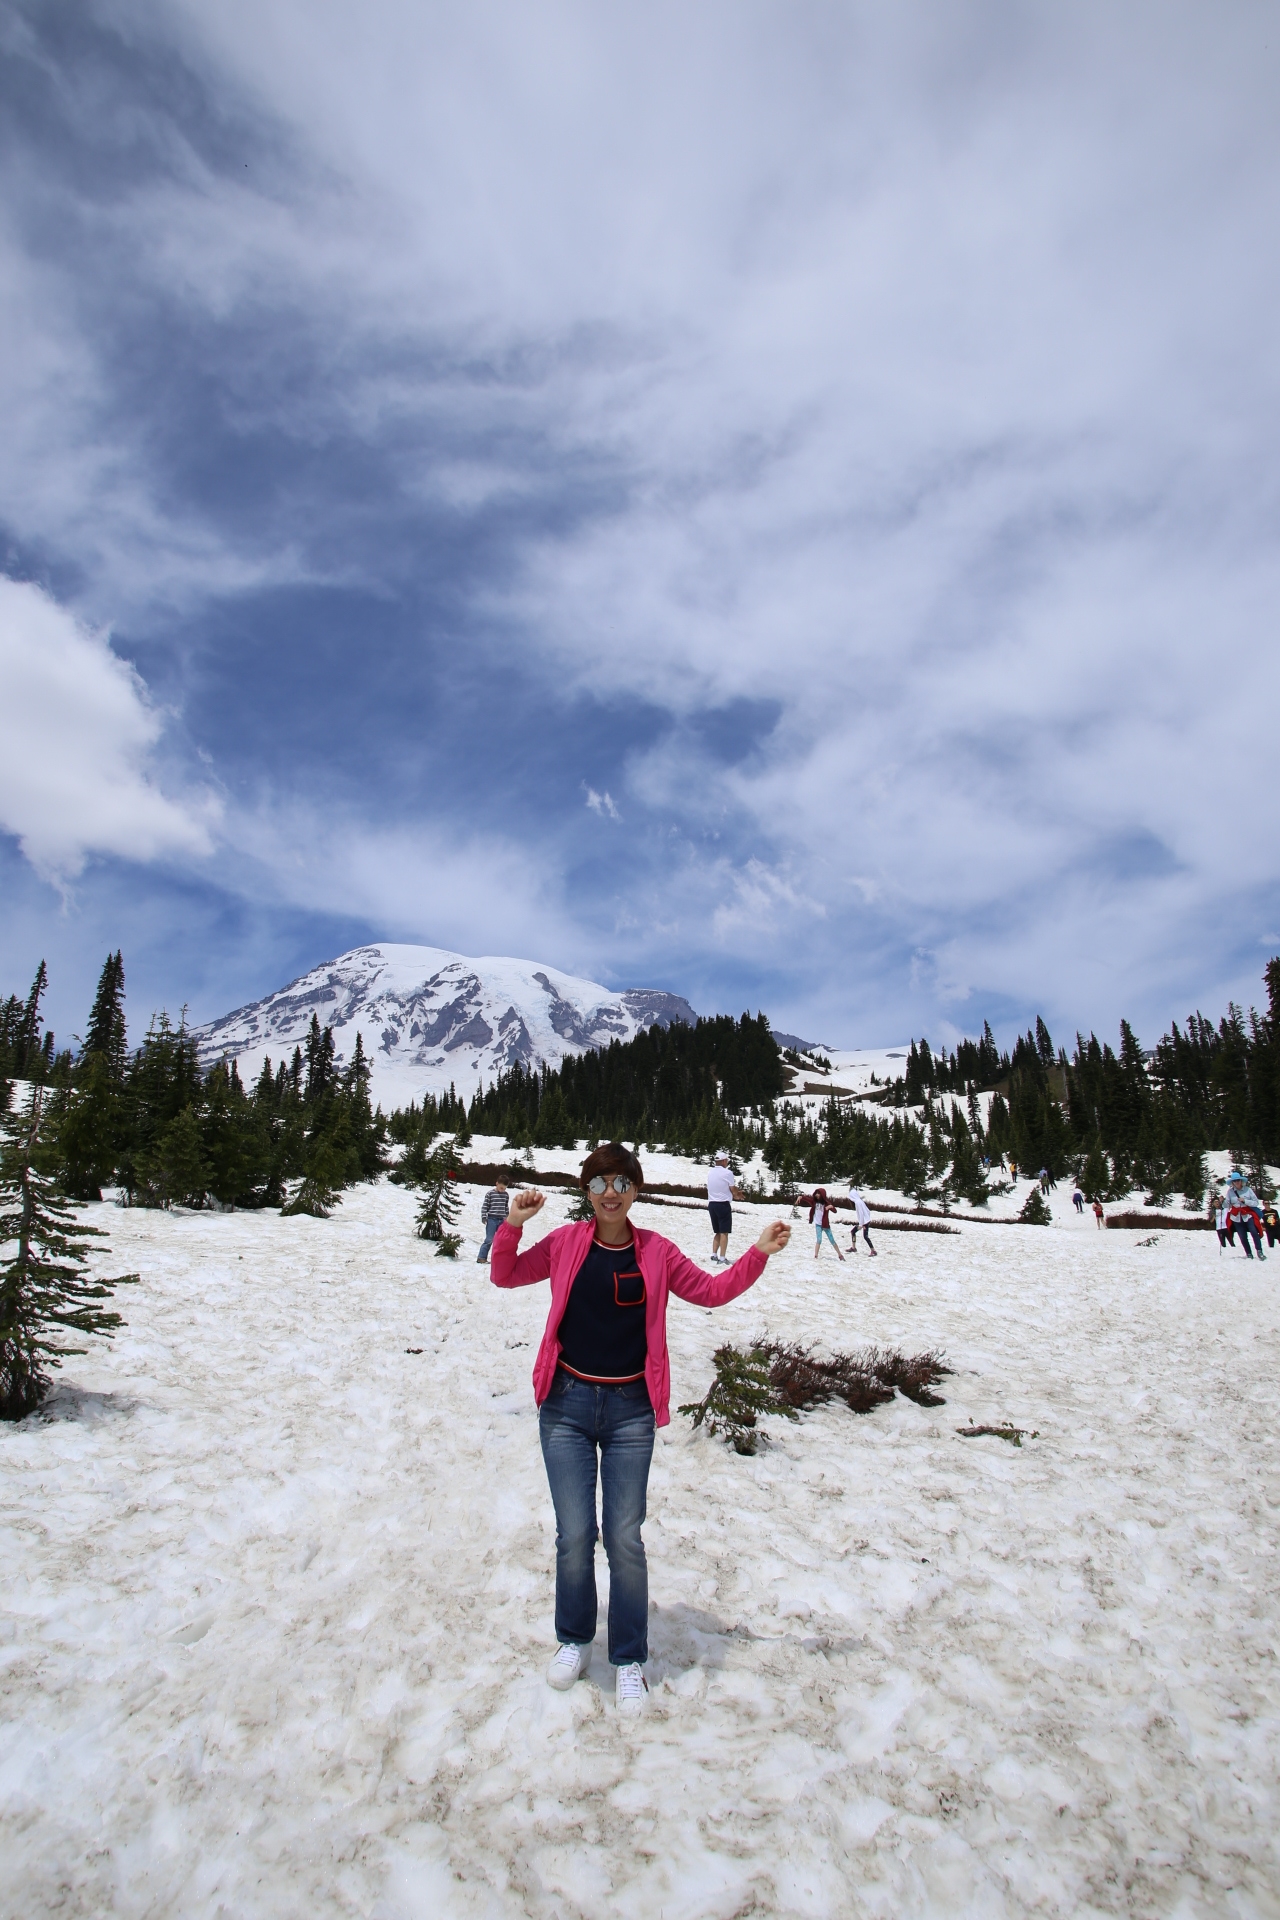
top-left (477, 1216), bottom-right (503, 1262)
top-left (538, 1371), bottom-right (655, 1665)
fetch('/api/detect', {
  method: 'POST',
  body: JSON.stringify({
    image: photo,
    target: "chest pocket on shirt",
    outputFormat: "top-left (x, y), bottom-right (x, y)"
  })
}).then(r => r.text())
top-left (614, 1269), bottom-right (646, 1307)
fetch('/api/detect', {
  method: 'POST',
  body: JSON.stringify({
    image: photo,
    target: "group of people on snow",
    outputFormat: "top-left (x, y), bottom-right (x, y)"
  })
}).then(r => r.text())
top-left (701, 1151), bottom-right (877, 1264)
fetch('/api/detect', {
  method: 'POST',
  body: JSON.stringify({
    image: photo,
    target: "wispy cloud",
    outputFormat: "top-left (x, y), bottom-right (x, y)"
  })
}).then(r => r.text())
top-left (584, 787), bottom-right (620, 820)
top-left (1, 1), bottom-right (1277, 1047)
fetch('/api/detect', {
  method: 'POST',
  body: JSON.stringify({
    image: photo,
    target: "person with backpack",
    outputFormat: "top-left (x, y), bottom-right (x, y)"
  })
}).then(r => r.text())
top-left (806, 1187), bottom-right (845, 1261)
top-left (490, 1143), bottom-right (791, 1717)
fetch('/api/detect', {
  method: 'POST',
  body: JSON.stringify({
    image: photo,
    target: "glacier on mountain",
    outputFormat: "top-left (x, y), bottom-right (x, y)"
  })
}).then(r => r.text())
top-left (191, 943), bottom-right (698, 1109)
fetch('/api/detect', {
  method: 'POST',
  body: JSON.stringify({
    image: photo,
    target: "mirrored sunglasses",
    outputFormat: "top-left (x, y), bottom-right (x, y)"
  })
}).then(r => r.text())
top-left (587, 1174), bottom-right (634, 1196)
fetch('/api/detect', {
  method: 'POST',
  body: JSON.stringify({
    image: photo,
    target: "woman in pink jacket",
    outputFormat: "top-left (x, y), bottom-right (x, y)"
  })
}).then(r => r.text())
top-left (491, 1141), bottom-right (790, 1717)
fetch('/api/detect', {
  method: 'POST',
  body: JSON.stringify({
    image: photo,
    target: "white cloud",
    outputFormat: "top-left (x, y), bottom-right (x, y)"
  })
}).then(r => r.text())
top-left (2, 3), bottom-right (1278, 1037)
top-left (0, 578), bottom-right (218, 882)
top-left (211, 796), bottom-right (599, 977)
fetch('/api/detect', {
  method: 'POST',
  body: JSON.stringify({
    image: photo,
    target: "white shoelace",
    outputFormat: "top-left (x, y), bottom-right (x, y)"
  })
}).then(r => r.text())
top-left (616, 1663), bottom-right (647, 1706)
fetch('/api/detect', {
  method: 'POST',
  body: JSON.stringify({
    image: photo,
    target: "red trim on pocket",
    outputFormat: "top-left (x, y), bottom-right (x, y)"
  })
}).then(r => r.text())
top-left (614, 1270), bottom-right (646, 1306)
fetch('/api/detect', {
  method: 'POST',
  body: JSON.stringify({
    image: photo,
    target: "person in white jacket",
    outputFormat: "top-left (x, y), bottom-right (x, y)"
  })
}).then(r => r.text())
top-left (847, 1186), bottom-right (877, 1256)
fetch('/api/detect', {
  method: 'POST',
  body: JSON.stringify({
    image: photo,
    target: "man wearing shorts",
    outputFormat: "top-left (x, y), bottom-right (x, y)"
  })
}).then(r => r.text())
top-left (707, 1150), bottom-right (743, 1265)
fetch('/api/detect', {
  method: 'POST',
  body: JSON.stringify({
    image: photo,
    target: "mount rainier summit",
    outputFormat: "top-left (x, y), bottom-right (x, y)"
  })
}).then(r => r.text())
top-left (192, 944), bottom-right (698, 1110)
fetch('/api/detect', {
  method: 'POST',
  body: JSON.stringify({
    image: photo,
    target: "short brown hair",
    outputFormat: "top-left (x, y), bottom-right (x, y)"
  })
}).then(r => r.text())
top-left (580, 1142), bottom-right (644, 1191)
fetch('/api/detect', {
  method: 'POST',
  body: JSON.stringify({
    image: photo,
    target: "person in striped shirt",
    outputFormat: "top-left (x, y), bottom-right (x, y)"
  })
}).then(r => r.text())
top-left (477, 1177), bottom-right (510, 1262)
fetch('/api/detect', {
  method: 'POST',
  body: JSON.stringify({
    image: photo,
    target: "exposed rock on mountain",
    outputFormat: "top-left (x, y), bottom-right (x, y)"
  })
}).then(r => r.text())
top-left (191, 943), bottom-right (697, 1109)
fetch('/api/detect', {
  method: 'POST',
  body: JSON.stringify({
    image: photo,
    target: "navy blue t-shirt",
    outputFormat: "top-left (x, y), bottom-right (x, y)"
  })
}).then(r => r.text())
top-left (556, 1235), bottom-right (648, 1383)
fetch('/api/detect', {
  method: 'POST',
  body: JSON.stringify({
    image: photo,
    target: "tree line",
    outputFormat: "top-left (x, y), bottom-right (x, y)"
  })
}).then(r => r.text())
top-left (4, 952), bottom-right (1278, 1218)
top-left (459, 1012), bottom-right (786, 1160)
top-left (0, 955), bottom-right (387, 1215)
top-left (867, 960), bottom-right (1279, 1202)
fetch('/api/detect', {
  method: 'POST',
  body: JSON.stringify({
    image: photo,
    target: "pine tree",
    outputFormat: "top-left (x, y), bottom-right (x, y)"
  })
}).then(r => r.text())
top-left (1081, 1136), bottom-right (1109, 1202)
top-left (10, 962), bottom-right (51, 1082)
top-left (58, 952), bottom-right (130, 1201)
top-left (282, 1134), bottom-right (347, 1218)
top-left (679, 1342), bottom-right (799, 1455)
top-left (947, 1119), bottom-right (989, 1206)
top-left (414, 1142), bottom-right (463, 1239)
top-left (145, 1106), bottom-right (210, 1208)
top-left (0, 1087), bottom-right (138, 1420)
top-left (83, 952), bottom-right (127, 1077)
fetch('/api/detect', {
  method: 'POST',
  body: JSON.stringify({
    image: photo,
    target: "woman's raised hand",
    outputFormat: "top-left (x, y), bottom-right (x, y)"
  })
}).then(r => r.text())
top-left (754, 1220), bottom-right (792, 1257)
top-left (509, 1188), bottom-right (545, 1228)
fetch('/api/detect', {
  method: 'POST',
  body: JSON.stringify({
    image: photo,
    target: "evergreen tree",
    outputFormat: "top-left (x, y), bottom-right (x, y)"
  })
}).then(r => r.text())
top-left (566, 1183), bottom-right (596, 1221)
top-left (57, 952), bottom-right (131, 1201)
top-left (4, 962), bottom-right (54, 1082)
top-left (414, 1142), bottom-right (463, 1239)
top-left (282, 1134), bottom-right (347, 1217)
top-left (201, 1062), bottom-right (256, 1207)
top-left (1081, 1136), bottom-right (1109, 1202)
top-left (0, 1087), bottom-right (138, 1420)
top-left (679, 1342), bottom-right (799, 1455)
top-left (83, 952), bottom-right (128, 1077)
top-left (946, 1118), bottom-right (989, 1206)
top-left (144, 1106), bottom-right (210, 1208)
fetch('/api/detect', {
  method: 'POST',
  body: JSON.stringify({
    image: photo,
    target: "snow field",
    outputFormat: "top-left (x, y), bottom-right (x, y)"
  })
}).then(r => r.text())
top-left (2, 1171), bottom-right (1278, 1918)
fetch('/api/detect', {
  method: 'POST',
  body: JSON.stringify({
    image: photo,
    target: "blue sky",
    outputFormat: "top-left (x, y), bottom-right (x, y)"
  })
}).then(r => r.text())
top-left (2, 1), bottom-right (1278, 1056)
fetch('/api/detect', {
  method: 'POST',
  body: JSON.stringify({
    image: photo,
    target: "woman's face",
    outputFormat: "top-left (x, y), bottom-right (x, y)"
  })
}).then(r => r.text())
top-left (588, 1173), bottom-right (637, 1235)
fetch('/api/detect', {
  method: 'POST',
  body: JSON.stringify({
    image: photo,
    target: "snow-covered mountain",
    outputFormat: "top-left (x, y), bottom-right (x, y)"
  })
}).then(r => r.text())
top-left (191, 944), bottom-right (698, 1111)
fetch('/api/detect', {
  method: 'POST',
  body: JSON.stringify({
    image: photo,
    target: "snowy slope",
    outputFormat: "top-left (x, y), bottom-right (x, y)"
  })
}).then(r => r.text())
top-left (4, 1170), bottom-right (1276, 1914)
top-left (190, 943), bottom-right (698, 1109)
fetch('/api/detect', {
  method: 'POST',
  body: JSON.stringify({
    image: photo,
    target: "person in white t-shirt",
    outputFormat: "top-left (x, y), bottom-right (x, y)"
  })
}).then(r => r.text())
top-left (847, 1185), bottom-right (877, 1256)
top-left (706, 1150), bottom-right (743, 1264)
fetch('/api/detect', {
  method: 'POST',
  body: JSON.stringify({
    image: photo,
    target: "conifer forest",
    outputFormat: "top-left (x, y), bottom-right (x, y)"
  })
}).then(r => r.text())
top-left (2, 953), bottom-right (1278, 1211)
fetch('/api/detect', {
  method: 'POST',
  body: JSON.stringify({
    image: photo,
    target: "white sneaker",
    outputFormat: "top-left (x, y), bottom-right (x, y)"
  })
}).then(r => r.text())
top-left (615, 1661), bottom-right (648, 1718)
top-left (546, 1642), bottom-right (591, 1690)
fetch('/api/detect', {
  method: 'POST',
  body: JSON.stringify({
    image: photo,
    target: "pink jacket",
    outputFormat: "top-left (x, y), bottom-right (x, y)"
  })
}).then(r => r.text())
top-left (490, 1218), bottom-right (767, 1426)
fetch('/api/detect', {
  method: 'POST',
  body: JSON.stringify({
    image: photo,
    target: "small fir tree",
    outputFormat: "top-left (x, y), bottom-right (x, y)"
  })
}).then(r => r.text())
top-left (679, 1342), bottom-right (798, 1455)
top-left (282, 1135), bottom-right (347, 1218)
top-left (0, 1088), bottom-right (138, 1420)
top-left (1018, 1188), bottom-right (1052, 1225)
top-left (414, 1142), bottom-right (463, 1240)
top-left (567, 1185), bottom-right (596, 1222)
